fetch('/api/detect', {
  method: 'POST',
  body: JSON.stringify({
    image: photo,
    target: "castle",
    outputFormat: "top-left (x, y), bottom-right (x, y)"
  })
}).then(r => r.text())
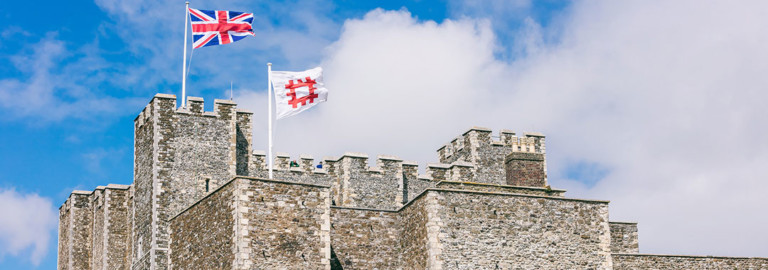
top-left (57, 94), bottom-right (768, 269)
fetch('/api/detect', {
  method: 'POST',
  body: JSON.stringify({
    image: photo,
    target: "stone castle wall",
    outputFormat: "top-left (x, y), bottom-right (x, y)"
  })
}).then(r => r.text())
top-left (58, 93), bottom-right (768, 269)
top-left (398, 192), bottom-right (431, 269)
top-left (169, 178), bottom-right (237, 269)
top-left (330, 207), bottom-right (400, 269)
top-left (612, 254), bottom-right (768, 269)
top-left (433, 190), bottom-right (612, 269)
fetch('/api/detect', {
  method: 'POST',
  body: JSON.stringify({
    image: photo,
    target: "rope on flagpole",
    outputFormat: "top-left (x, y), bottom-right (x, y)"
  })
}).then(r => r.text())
top-left (185, 49), bottom-right (194, 78)
top-left (268, 63), bottom-right (273, 179)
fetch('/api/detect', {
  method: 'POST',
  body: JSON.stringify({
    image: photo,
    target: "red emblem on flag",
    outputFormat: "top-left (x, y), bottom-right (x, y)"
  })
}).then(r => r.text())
top-left (285, 77), bottom-right (320, 108)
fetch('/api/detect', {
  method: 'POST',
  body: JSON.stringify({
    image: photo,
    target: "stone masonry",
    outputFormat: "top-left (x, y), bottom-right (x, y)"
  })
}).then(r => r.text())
top-left (58, 93), bottom-right (768, 269)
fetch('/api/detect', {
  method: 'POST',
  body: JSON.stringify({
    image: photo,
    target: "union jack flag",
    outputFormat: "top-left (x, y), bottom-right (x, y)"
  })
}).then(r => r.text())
top-left (188, 8), bottom-right (255, 49)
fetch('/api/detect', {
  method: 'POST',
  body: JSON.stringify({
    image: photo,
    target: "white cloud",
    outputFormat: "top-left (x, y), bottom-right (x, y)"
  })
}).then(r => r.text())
top-left (240, 9), bottom-right (505, 162)
top-left (0, 35), bottom-right (145, 122)
top-left (0, 188), bottom-right (58, 265)
top-left (240, 2), bottom-right (768, 257)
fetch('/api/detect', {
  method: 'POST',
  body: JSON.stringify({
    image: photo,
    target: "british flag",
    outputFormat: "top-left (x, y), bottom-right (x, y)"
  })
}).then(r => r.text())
top-left (188, 8), bottom-right (255, 49)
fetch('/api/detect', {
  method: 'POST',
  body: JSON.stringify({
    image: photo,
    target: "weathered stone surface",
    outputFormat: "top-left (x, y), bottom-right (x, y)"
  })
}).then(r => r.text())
top-left (170, 179), bottom-right (236, 269)
top-left (330, 207), bottom-right (399, 269)
top-left (62, 192), bottom-right (93, 270)
top-left (399, 192), bottom-right (430, 269)
top-left (57, 198), bottom-right (70, 270)
top-left (406, 177), bottom-right (436, 203)
top-left (612, 254), bottom-right (768, 269)
top-left (236, 177), bottom-right (331, 269)
top-left (85, 185), bottom-right (133, 270)
top-left (434, 189), bottom-right (613, 269)
top-left (610, 222), bottom-right (639, 254)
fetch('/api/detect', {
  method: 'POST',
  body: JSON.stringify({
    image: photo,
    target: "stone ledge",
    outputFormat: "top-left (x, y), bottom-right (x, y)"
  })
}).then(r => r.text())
top-left (450, 161), bottom-right (474, 167)
top-left (402, 160), bottom-right (418, 166)
top-left (330, 206), bottom-right (398, 213)
top-left (610, 221), bottom-right (638, 225)
top-left (462, 126), bottom-right (492, 136)
top-left (427, 163), bottom-right (451, 169)
top-left (106, 183), bottom-right (130, 189)
top-left (612, 253), bottom-right (768, 260)
top-left (437, 180), bottom-right (566, 193)
top-left (175, 108), bottom-right (192, 115)
top-left (377, 155), bottom-right (402, 161)
top-left (236, 108), bottom-right (253, 114)
top-left (524, 132), bottom-right (545, 138)
top-left (154, 93), bottom-right (176, 99)
top-left (342, 152), bottom-right (368, 159)
top-left (505, 152), bottom-right (544, 162)
top-left (214, 99), bottom-right (236, 105)
top-left (399, 187), bottom-right (607, 213)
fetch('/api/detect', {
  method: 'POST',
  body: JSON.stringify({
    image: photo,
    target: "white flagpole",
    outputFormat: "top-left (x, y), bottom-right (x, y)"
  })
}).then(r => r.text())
top-left (268, 63), bottom-right (273, 179)
top-left (181, 1), bottom-right (189, 108)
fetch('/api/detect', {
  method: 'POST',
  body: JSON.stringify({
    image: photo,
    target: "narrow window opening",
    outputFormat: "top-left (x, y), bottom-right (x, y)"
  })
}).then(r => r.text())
top-left (205, 179), bottom-right (210, 192)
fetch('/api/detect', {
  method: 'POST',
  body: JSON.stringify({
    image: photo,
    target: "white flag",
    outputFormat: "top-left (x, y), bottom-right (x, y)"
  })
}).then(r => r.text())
top-left (270, 67), bottom-right (328, 119)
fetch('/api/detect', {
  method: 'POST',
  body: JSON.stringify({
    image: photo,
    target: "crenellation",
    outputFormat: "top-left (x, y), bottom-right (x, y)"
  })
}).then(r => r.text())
top-left (59, 92), bottom-right (765, 270)
top-left (500, 129), bottom-right (516, 145)
top-left (274, 152), bottom-right (290, 170)
top-left (186, 96), bottom-right (204, 114)
top-left (426, 163), bottom-right (450, 181)
top-left (610, 222), bottom-right (640, 254)
top-left (299, 154), bottom-right (314, 172)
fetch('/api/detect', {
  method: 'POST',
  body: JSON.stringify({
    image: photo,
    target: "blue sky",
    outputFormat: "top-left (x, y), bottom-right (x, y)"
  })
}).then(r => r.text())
top-left (3, 0), bottom-right (768, 268)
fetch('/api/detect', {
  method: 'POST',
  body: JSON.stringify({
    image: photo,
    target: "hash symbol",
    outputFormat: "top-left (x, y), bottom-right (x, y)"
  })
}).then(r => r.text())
top-left (285, 76), bottom-right (319, 108)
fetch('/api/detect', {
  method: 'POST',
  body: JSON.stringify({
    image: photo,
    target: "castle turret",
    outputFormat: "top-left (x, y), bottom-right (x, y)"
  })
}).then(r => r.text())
top-left (436, 127), bottom-right (546, 185)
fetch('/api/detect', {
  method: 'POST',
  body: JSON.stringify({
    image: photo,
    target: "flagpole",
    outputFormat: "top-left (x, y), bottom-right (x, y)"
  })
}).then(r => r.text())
top-left (181, 1), bottom-right (189, 108)
top-left (268, 63), bottom-right (273, 179)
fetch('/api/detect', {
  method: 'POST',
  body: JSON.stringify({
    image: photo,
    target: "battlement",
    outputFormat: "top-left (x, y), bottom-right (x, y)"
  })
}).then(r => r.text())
top-left (248, 151), bottom-right (415, 210)
top-left (437, 127), bottom-right (546, 162)
top-left (133, 94), bottom-right (252, 129)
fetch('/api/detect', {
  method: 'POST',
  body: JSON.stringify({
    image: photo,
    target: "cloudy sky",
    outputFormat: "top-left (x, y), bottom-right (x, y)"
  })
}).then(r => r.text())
top-left (2, 0), bottom-right (768, 268)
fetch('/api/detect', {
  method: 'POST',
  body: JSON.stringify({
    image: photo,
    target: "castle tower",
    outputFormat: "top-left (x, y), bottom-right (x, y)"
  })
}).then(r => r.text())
top-left (132, 94), bottom-right (252, 269)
